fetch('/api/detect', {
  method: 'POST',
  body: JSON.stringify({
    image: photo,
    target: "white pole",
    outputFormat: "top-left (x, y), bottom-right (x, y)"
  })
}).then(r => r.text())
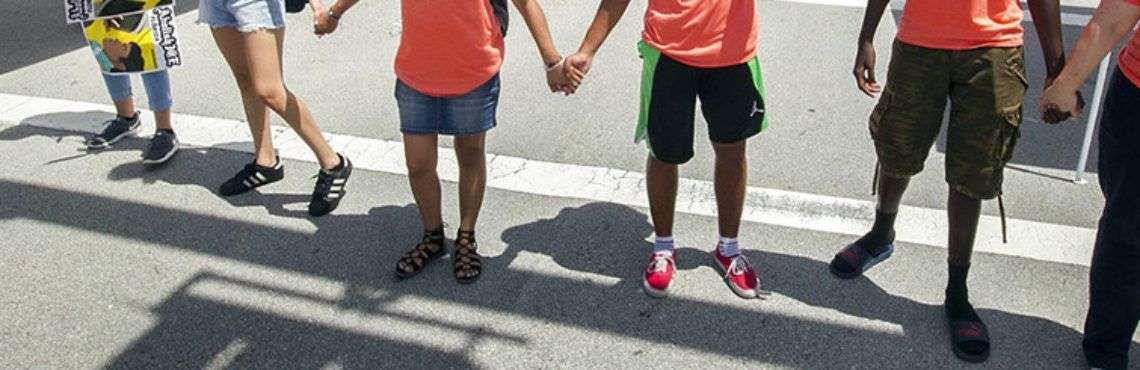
top-left (1074, 54), bottom-right (1112, 184)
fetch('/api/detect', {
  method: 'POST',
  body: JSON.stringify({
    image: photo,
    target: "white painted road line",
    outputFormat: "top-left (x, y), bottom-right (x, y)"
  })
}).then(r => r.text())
top-left (0, 93), bottom-right (1097, 267)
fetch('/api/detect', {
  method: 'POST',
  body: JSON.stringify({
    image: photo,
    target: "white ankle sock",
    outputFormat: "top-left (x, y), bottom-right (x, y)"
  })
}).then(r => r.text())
top-left (653, 235), bottom-right (675, 255)
top-left (718, 237), bottom-right (740, 257)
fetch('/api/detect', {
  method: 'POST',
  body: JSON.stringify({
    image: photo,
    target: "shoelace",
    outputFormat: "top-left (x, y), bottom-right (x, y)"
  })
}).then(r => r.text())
top-left (724, 255), bottom-right (752, 278)
top-left (649, 254), bottom-right (672, 273)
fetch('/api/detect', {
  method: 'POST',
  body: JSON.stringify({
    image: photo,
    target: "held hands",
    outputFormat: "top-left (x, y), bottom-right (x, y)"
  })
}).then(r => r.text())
top-left (1039, 79), bottom-right (1087, 124)
top-left (853, 41), bottom-right (881, 98)
top-left (544, 52), bottom-right (590, 96)
top-left (546, 60), bottom-right (578, 95)
top-left (549, 51), bottom-right (592, 96)
top-left (312, 1), bottom-right (339, 37)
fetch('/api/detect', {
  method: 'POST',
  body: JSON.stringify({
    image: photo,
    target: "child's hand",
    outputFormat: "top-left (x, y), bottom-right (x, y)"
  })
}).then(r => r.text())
top-left (546, 59), bottom-right (580, 95)
top-left (311, 1), bottom-right (338, 36)
top-left (853, 41), bottom-right (880, 98)
top-left (563, 52), bottom-right (593, 84)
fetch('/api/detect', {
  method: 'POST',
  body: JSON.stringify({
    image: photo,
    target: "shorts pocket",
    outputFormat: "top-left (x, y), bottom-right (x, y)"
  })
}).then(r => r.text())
top-left (995, 108), bottom-right (1022, 164)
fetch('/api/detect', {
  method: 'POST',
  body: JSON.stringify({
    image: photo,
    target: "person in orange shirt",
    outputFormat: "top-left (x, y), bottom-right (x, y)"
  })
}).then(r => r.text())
top-left (832, 0), bottom-right (1070, 363)
top-left (1040, 1), bottom-right (1140, 368)
top-left (563, 0), bottom-right (768, 300)
top-left (316, 0), bottom-right (576, 284)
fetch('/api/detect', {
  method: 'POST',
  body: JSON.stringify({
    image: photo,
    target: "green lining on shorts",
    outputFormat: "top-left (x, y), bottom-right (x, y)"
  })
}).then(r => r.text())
top-left (746, 57), bottom-right (770, 131)
top-left (636, 41), bottom-right (662, 145)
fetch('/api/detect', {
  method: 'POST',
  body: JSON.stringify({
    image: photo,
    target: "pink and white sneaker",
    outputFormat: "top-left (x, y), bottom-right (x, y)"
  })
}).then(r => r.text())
top-left (713, 249), bottom-right (760, 298)
top-left (643, 251), bottom-right (675, 298)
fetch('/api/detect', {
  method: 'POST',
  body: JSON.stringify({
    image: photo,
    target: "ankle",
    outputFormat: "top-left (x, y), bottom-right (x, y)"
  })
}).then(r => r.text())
top-left (653, 235), bottom-right (675, 255)
top-left (717, 236), bottom-right (740, 257)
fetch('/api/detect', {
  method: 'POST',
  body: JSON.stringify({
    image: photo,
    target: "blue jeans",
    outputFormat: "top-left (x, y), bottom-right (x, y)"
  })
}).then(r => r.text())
top-left (1083, 69), bottom-right (1140, 370)
top-left (102, 70), bottom-right (173, 112)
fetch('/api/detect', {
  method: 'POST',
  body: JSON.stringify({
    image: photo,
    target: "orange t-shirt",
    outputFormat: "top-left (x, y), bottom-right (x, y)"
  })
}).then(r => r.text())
top-left (395, 1), bottom-right (505, 97)
top-left (1121, 0), bottom-right (1140, 88)
top-left (642, 0), bottom-right (758, 68)
top-left (897, 0), bottom-right (1025, 50)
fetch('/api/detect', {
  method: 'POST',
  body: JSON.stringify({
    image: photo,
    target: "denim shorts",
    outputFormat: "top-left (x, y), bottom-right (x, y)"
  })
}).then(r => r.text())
top-left (396, 75), bottom-right (500, 136)
top-left (197, 0), bottom-right (286, 32)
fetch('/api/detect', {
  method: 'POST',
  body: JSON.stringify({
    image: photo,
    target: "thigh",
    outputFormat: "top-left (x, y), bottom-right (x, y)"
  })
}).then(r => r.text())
top-left (697, 58), bottom-right (766, 144)
top-left (870, 41), bottom-right (951, 178)
top-left (944, 47), bottom-right (1026, 200)
top-left (240, 28), bottom-right (286, 90)
top-left (643, 50), bottom-right (699, 165)
top-left (210, 27), bottom-right (253, 79)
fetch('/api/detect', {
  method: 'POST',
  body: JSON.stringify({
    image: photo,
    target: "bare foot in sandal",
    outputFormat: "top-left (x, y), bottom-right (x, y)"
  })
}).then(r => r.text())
top-left (453, 230), bottom-right (482, 284)
top-left (396, 227), bottom-right (446, 279)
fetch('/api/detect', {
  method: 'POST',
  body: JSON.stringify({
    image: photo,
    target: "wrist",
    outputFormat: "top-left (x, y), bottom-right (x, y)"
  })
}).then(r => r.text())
top-left (542, 54), bottom-right (562, 68)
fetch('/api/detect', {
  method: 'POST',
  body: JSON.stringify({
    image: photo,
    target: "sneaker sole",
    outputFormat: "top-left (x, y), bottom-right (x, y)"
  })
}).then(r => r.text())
top-left (86, 129), bottom-right (139, 150)
top-left (830, 243), bottom-right (894, 280)
top-left (713, 255), bottom-right (759, 299)
top-left (141, 144), bottom-right (179, 165)
top-left (642, 279), bottom-right (669, 299)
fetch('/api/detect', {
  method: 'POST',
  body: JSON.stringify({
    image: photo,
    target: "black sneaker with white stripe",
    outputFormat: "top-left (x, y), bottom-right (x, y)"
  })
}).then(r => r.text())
top-left (141, 130), bottom-right (179, 165)
top-left (86, 113), bottom-right (141, 150)
top-left (308, 154), bottom-right (352, 217)
top-left (218, 158), bottom-right (285, 196)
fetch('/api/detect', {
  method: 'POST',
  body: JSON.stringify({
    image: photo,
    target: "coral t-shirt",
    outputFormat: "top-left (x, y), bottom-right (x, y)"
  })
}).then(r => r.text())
top-left (395, 0), bottom-right (505, 97)
top-left (897, 0), bottom-right (1025, 50)
top-left (1121, 0), bottom-right (1140, 88)
top-left (642, 0), bottom-right (759, 68)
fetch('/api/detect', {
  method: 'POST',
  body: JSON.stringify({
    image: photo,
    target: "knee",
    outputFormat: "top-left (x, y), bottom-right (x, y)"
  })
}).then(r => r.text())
top-left (406, 159), bottom-right (437, 179)
top-left (253, 83), bottom-right (287, 106)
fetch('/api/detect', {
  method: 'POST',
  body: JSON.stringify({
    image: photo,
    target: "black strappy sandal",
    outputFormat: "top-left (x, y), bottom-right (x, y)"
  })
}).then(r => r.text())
top-left (453, 230), bottom-right (482, 284)
top-left (396, 227), bottom-right (446, 279)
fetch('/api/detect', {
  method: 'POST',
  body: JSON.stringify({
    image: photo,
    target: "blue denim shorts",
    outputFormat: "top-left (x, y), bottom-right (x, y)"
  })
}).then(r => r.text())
top-left (396, 75), bottom-right (500, 136)
top-left (197, 0), bottom-right (286, 32)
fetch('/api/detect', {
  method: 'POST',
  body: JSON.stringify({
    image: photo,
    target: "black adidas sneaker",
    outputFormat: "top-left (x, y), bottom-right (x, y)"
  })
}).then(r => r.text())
top-left (219, 158), bottom-right (285, 196)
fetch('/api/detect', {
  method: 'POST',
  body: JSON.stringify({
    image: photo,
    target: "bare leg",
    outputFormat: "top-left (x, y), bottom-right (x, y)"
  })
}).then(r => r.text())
top-left (210, 27), bottom-right (276, 166)
top-left (404, 134), bottom-right (443, 231)
top-left (240, 28), bottom-right (339, 169)
top-left (153, 110), bottom-right (173, 131)
top-left (712, 141), bottom-right (747, 238)
top-left (454, 134), bottom-right (487, 231)
top-left (112, 99), bottom-right (135, 118)
top-left (647, 155), bottom-right (679, 238)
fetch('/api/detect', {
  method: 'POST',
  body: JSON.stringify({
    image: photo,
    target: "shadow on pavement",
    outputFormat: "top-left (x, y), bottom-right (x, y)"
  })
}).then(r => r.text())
top-left (0, 1), bottom-right (199, 75)
top-left (0, 120), bottom-right (1135, 367)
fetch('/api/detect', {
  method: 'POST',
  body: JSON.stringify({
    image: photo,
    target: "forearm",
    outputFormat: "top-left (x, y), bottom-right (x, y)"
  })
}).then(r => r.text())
top-left (513, 0), bottom-right (563, 66)
top-left (1027, 0), bottom-right (1067, 77)
top-left (329, 0), bottom-right (360, 16)
top-left (1053, 2), bottom-right (1140, 91)
top-left (858, 0), bottom-right (890, 44)
top-left (576, 0), bottom-right (632, 56)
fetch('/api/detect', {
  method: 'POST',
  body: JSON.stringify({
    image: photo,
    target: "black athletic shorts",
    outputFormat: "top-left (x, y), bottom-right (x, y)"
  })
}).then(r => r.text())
top-left (636, 41), bottom-right (769, 165)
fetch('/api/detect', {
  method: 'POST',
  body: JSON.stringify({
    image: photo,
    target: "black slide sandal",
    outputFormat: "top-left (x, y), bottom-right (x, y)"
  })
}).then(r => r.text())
top-left (948, 317), bottom-right (991, 363)
top-left (829, 242), bottom-right (894, 279)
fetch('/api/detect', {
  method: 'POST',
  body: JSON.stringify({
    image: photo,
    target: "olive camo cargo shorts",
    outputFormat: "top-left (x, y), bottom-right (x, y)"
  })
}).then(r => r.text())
top-left (870, 41), bottom-right (1028, 200)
